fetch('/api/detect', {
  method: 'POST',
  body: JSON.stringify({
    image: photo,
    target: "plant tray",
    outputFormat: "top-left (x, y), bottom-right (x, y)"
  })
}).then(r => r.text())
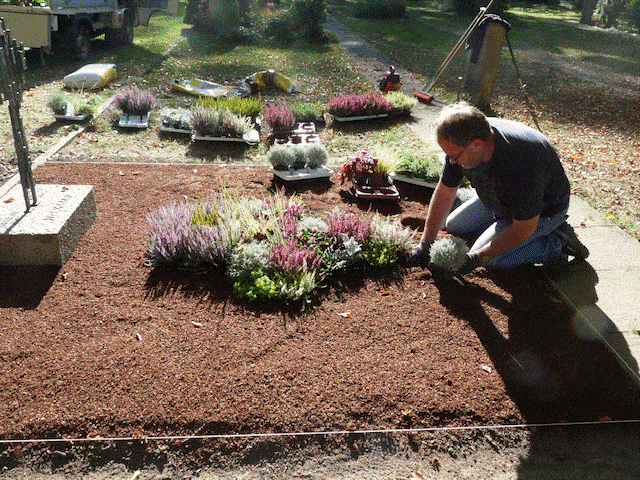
top-left (119, 113), bottom-right (150, 129)
top-left (192, 129), bottom-right (260, 145)
top-left (160, 125), bottom-right (192, 135)
top-left (271, 166), bottom-right (333, 182)
top-left (352, 184), bottom-right (400, 200)
top-left (390, 172), bottom-right (438, 189)
top-left (333, 113), bottom-right (389, 122)
top-left (272, 133), bottom-right (320, 146)
top-left (53, 113), bottom-right (88, 122)
top-left (292, 122), bottom-right (316, 134)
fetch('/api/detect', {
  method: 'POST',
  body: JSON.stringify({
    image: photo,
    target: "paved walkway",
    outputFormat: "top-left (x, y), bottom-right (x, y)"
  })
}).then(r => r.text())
top-left (324, 18), bottom-right (640, 387)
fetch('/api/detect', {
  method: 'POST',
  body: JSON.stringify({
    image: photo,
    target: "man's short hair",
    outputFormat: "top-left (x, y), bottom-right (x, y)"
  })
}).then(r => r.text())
top-left (436, 102), bottom-right (492, 146)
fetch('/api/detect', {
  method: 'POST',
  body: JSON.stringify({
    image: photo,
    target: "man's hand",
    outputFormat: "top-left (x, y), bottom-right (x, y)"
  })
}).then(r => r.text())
top-left (406, 241), bottom-right (431, 267)
top-left (451, 252), bottom-right (483, 277)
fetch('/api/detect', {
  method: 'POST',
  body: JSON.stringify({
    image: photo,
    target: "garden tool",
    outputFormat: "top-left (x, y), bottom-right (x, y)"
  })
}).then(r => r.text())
top-left (413, 0), bottom-right (495, 104)
top-left (379, 65), bottom-right (402, 93)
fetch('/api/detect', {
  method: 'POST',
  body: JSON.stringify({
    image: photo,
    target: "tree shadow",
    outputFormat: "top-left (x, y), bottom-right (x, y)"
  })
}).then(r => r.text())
top-left (0, 265), bottom-right (60, 310)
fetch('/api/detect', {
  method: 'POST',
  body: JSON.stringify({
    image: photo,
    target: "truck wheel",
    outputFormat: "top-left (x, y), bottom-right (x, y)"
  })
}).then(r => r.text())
top-left (105, 10), bottom-right (134, 46)
top-left (120, 10), bottom-right (135, 45)
top-left (69, 24), bottom-right (91, 61)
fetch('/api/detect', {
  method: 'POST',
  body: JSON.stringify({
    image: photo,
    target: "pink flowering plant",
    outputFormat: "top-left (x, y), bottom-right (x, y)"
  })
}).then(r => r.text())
top-left (263, 102), bottom-right (297, 133)
top-left (146, 188), bottom-right (413, 307)
top-left (328, 92), bottom-right (393, 118)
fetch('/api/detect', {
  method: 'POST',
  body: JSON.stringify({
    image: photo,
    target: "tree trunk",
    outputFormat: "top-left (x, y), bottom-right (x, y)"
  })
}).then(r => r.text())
top-left (580, 0), bottom-right (598, 25)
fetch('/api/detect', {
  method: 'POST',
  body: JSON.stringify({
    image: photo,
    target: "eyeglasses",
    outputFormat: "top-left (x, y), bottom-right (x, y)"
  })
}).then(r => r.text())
top-left (449, 143), bottom-right (471, 164)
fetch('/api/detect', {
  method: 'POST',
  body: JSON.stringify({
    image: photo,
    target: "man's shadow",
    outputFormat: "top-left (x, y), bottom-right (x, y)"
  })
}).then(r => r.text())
top-left (430, 261), bottom-right (640, 423)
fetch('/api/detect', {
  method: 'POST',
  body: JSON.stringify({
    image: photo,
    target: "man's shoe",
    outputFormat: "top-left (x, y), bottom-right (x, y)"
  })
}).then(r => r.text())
top-left (555, 222), bottom-right (589, 261)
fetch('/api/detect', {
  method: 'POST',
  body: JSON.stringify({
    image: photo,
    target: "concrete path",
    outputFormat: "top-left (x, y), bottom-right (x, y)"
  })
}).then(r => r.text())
top-left (324, 18), bottom-right (640, 387)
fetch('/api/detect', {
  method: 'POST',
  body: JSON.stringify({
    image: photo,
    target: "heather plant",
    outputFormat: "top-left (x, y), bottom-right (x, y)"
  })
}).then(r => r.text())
top-left (263, 102), bottom-right (296, 132)
top-left (114, 87), bottom-right (156, 115)
top-left (429, 237), bottom-right (469, 273)
top-left (325, 208), bottom-right (372, 243)
top-left (305, 143), bottom-right (329, 168)
top-left (146, 190), bottom-right (416, 307)
top-left (328, 92), bottom-right (393, 118)
top-left (270, 240), bottom-right (322, 272)
top-left (267, 144), bottom-right (295, 170)
top-left (289, 101), bottom-right (326, 123)
top-left (197, 95), bottom-right (262, 119)
top-left (386, 91), bottom-right (417, 115)
top-left (192, 107), bottom-right (252, 138)
top-left (145, 201), bottom-right (228, 271)
top-left (191, 202), bottom-right (220, 227)
top-left (370, 214), bottom-right (414, 250)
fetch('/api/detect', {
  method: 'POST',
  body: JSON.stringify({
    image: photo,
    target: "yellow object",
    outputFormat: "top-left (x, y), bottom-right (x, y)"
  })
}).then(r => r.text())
top-left (63, 64), bottom-right (116, 90)
top-left (171, 79), bottom-right (249, 98)
top-left (246, 70), bottom-right (298, 93)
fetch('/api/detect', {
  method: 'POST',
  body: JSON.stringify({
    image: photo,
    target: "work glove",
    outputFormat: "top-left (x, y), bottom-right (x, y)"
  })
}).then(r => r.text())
top-left (406, 241), bottom-right (431, 267)
top-left (449, 252), bottom-right (483, 277)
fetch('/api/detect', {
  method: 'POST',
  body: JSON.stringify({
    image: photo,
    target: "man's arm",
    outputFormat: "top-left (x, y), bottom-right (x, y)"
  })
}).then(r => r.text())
top-left (420, 180), bottom-right (459, 245)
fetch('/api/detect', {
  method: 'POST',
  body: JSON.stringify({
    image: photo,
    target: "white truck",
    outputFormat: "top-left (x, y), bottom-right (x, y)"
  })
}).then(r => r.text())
top-left (0, 0), bottom-right (178, 61)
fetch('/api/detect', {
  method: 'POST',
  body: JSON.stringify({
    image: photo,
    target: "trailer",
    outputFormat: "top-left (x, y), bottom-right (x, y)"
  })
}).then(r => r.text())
top-left (0, 0), bottom-right (178, 61)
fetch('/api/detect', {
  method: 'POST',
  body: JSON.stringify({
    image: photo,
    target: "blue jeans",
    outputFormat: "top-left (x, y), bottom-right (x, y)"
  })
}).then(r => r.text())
top-left (445, 193), bottom-right (567, 269)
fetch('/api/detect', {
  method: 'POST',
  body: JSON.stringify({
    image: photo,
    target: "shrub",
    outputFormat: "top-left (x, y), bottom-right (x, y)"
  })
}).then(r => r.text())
top-left (47, 93), bottom-right (69, 115)
top-left (227, 241), bottom-right (272, 280)
top-left (353, 0), bottom-right (406, 19)
top-left (305, 143), bottom-right (329, 168)
top-left (339, 151), bottom-right (378, 184)
top-left (263, 102), bottom-right (297, 132)
top-left (114, 87), bottom-right (156, 115)
top-left (429, 237), bottom-right (469, 273)
top-left (328, 92), bottom-right (393, 118)
top-left (292, 144), bottom-right (307, 169)
top-left (267, 144), bottom-right (296, 170)
top-left (290, 0), bottom-right (328, 43)
top-left (627, 0), bottom-right (640, 31)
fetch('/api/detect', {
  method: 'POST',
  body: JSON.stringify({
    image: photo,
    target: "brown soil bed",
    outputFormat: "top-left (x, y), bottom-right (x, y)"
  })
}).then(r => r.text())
top-left (2, 163), bottom-right (639, 451)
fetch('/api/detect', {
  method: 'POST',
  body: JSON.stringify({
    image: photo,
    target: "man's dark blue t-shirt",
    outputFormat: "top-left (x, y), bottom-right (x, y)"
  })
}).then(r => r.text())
top-left (440, 118), bottom-right (570, 221)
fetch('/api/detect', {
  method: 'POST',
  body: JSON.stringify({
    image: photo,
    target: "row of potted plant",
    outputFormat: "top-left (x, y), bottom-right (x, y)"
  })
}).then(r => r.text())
top-left (145, 189), bottom-right (415, 306)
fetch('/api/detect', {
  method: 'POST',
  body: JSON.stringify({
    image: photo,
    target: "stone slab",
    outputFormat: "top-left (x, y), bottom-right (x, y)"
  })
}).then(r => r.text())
top-left (590, 269), bottom-right (640, 331)
top-left (1, 184), bottom-right (96, 266)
